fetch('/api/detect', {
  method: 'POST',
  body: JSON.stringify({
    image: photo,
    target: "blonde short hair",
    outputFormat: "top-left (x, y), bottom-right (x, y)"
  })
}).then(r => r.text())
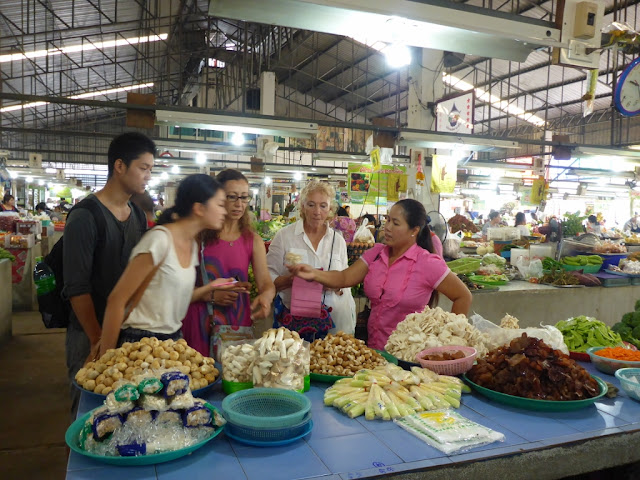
top-left (298, 180), bottom-right (337, 223)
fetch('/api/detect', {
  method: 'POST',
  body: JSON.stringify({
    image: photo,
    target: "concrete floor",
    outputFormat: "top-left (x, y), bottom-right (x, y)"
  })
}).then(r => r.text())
top-left (1, 311), bottom-right (68, 480)
top-left (1, 310), bottom-right (637, 480)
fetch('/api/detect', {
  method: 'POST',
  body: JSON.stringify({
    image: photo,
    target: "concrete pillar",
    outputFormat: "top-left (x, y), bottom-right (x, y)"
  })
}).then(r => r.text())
top-left (260, 72), bottom-right (276, 116)
top-left (407, 49), bottom-right (444, 214)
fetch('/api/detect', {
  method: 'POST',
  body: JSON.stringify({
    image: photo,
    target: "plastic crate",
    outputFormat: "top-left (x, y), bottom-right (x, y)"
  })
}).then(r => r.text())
top-left (595, 273), bottom-right (631, 287)
top-left (221, 388), bottom-right (310, 428)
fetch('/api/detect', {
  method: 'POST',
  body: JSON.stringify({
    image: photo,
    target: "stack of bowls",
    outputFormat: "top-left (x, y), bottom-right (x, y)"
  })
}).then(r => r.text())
top-left (221, 388), bottom-right (312, 446)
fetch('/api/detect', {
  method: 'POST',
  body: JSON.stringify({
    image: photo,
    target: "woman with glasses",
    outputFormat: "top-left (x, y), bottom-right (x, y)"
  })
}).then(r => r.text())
top-left (266, 180), bottom-right (356, 341)
top-left (182, 169), bottom-right (275, 358)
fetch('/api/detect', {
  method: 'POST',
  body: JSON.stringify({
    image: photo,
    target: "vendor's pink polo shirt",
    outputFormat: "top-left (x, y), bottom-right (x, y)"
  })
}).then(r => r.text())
top-left (360, 243), bottom-right (450, 350)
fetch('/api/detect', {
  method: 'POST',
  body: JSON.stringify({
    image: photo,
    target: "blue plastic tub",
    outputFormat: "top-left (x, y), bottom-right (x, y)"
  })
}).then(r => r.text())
top-left (599, 253), bottom-right (629, 270)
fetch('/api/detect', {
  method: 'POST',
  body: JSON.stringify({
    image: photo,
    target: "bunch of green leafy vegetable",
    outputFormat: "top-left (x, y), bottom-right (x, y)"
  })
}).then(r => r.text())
top-left (0, 248), bottom-right (15, 262)
top-left (446, 258), bottom-right (482, 275)
top-left (481, 253), bottom-right (507, 266)
top-left (611, 300), bottom-right (640, 349)
top-left (253, 219), bottom-right (286, 240)
top-left (555, 316), bottom-right (623, 352)
top-left (562, 212), bottom-right (586, 236)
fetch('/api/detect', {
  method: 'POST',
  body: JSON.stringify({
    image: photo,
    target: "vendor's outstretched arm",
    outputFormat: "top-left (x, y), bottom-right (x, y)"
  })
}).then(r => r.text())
top-left (436, 272), bottom-right (472, 315)
top-left (289, 258), bottom-right (368, 289)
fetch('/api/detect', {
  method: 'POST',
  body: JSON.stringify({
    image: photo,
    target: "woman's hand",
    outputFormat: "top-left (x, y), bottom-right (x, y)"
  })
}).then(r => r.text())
top-left (86, 340), bottom-right (101, 364)
top-left (274, 274), bottom-right (294, 292)
top-left (192, 278), bottom-right (249, 303)
top-left (287, 263), bottom-right (316, 281)
top-left (251, 291), bottom-right (274, 320)
top-left (213, 290), bottom-right (238, 306)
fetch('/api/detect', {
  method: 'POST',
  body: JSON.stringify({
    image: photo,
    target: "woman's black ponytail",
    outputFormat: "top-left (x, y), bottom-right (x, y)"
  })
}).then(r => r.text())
top-left (396, 199), bottom-right (434, 254)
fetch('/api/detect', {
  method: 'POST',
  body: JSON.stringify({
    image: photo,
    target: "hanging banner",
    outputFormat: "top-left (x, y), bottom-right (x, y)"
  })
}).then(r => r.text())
top-left (530, 177), bottom-right (548, 205)
top-left (370, 147), bottom-right (381, 172)
top-left (387, 173), bottom-right (408, 202)
top-left (430, 155), bottom-right (457, 194)
top-left (435, 91), bottom-right (474, 134)
top-left (348, 163), bottom-right (407, 205)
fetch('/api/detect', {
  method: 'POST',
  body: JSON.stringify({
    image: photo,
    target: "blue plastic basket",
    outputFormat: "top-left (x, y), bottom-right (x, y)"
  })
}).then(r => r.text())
top-left (615, 368), bottom-right (640, 402)
top-left (225, 412), bottom-right (312, 442)
top-left (225, 420), bottom-right (313, 447)
top-left (221, 388), bottom-right (311, 428)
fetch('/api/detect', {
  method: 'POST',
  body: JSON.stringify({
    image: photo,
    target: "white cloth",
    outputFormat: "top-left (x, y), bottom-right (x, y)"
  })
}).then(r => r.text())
top-left (122, 226), bottom-right (198, 334)
top-left (516, 225), bottom-right (529, 237)
top-left (267, 220), bottom-right (356, 334)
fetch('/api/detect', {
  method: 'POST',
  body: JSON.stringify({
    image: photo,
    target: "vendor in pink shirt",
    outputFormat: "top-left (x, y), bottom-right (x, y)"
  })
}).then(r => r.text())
top-left (289, 199), bottom-right (471, 350)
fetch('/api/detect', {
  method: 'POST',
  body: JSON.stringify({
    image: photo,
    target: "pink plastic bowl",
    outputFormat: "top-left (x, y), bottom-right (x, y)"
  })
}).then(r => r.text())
top-left (415, 346), bottom-right (477, 376)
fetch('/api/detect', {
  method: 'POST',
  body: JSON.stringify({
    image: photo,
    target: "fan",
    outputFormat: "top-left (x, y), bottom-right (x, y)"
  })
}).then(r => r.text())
top-left (427, 211), bottom-right (448, 243)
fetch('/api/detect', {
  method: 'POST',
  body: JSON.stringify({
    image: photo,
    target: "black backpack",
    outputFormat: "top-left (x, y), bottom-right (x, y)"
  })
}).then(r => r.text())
top-left (38, 198), bottom-right (146, 328)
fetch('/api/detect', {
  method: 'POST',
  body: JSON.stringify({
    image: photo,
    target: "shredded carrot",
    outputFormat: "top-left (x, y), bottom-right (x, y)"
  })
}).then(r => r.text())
top-left (595, 347), bottom-right (640, 361)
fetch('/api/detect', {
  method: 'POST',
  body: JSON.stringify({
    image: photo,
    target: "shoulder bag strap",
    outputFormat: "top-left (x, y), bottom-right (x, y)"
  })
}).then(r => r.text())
top-left (123, 226), bottom-right (171, 321)
top-left (322, 229), bottom-right (337, 304)
top-left (199, 241), bottom-right (215, 317)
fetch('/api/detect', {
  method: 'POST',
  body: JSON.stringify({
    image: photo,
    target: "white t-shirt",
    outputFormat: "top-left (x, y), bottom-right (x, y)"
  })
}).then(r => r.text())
top-left (516, 225), bottom-right (529, 237)
top-left (122, 226), bottom-right (198, 334)
top-left (266, 220), bottom-right (356, 334)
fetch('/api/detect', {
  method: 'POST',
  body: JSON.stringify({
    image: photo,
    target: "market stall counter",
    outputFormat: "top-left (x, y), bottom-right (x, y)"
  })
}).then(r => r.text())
top-left (67, 361), bottom-right (640, 480)
top-left (439, 280), bottom-right (640, 328)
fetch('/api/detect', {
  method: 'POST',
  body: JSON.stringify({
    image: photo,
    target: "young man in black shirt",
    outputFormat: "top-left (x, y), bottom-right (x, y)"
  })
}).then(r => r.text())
top-left (63, 132), bottom-right (155, 414)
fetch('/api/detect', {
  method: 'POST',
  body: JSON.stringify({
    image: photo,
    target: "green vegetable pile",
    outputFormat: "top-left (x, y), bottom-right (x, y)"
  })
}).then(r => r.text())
top-left (542, 257), bottom-right (563, 270)
top-left (562, 255), bottom-right (603, 266)
top-left (562, 212), bottom-right (587, 236)
top-left (254, 219), bottom-right (286, 241)
top-left (0, 248), bottom-right (15, 262)
top-left (611, 300), bottom-right (640, 349)
top-left (555, 316), bottom-right (623, 352)
top-left (482, 253), bottom-right (507, 267)
top-left (446, 258), bottom-right (481, 275)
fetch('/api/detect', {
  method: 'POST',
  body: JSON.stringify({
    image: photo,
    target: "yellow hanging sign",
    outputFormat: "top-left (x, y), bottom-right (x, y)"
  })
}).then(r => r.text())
top-left (430, 154), bottom-right (457, 194)
top-left (370, 147), bottom-right (381, 172)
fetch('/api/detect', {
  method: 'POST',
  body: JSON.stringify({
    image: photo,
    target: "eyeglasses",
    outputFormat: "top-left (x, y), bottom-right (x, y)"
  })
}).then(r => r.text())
top-left (226, 194), bottom-right (252, 203)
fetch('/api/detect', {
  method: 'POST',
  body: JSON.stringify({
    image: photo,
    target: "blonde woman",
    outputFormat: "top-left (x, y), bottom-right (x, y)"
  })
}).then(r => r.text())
top-left (266, 180), bottom-right (356, 341)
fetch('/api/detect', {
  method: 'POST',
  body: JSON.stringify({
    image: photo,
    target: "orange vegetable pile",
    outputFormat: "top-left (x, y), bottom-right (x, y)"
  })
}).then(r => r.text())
top-left (595, 347), bottom-right (640, 362)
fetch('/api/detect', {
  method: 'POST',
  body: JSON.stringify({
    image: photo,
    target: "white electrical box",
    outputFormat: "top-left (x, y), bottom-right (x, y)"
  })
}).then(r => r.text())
top-left (553, 0), bottom-right (605, 69)
top-left (574, 1), bottom-right (598, 39)
top-left (28, 153), bottom-right (42, 168)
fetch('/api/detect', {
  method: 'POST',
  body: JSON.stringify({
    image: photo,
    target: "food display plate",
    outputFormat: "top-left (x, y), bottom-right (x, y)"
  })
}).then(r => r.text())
top-left (462, 375), bottom-right (607, 411)
top-left (73, 376), bottom-right (221, 400)
top-left (65, 403), bottom-right (223, 465)
top-left (467, 275), bottom-right (508, 286)
top-left (540, 283), bottom-right (585, 288)
top-left (310, 350), bottom-right (398, 383)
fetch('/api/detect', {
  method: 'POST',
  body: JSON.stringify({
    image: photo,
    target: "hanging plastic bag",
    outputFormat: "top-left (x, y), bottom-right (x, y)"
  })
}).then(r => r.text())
top-left (354, 218), bottom-right (375, 245)
top-left (443, 230), bottom-right (462, 258)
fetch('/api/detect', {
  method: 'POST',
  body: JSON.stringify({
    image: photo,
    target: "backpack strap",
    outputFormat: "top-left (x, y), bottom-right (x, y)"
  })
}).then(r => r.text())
top-left (129, 201), bottom-right (149, 236)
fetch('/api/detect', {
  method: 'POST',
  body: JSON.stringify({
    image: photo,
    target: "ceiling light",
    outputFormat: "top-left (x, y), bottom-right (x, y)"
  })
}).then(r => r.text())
top-left (9, 170), bottom-right (18, 178)
top-left (195, 154), bottom-right (207, 165)
top-left (45, 167), bottom-right (56, 174)
top-left (311, 167), bottom-right (317, 171)
top-left (0, 34), bottom-right (168, 63)
top-left (293, 172), bottom-right (302, 181)
top-left (0, 82), bottom-right (154, 112)
top-left (171, 165), bottom-right (180, 174)
top-left (252, 188), bottom-right (259, 195)
top-left (38, 180), bottom-right (45, 186)
top-left (264, 176), bottom-right (272, 185)
top-left (155, 111), bottom-right (318, 138)
top-left (443, 73), bottom-right (546, 127)
top-left (160, 172), bottom-right (169, 180)
top-left (231, 132), bottom-right (245, 146)
top-left (26, 176), bottom-right (33, 183)
top-left (384, 44), bottom-right (411, 68)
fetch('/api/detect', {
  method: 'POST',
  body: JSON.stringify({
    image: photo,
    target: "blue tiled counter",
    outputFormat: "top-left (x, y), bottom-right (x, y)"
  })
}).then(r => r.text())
top-left (66, 362), bottom-right (640, 480)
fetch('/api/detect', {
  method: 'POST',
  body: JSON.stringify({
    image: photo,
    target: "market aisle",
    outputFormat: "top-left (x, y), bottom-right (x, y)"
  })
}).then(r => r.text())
top-left (0, 311), bottom-right (68, 480)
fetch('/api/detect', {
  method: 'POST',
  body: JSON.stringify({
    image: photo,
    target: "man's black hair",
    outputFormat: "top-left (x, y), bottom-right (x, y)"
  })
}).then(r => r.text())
top-left (107, 132), bottom-right (156, 178)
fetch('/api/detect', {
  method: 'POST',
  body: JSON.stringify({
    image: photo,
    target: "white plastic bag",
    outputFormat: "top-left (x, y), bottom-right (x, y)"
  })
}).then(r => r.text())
top-left (514, 257), bottom-right (543, 280)
top-left (443, 230), bottom-right (462, 258)
top-left (471, 313), bottom-right (569, 354)
top-left (354, 218), bottom-right (375, 244)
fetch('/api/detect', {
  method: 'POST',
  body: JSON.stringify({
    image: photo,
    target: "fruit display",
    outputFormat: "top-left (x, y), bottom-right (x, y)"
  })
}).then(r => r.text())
top-left (447, 214), bottom-right (478, 234)
top-left (75, 338), bottom-right (218, 395)
top-left (555, 316), bottom-right (623, 353)
top-left (323, 363), bottom-right (470, 420)
top-left (467, 334), bottom-right (600, 401)
top-left (310, 332), bottom-right (386, 377)
top-left (385, 306), bottom-right (489, 362)
top-left (562, 255), bottom-right (603, 266)
top-left (612, 300), bottom-right (640, 349)
top-left (0, 247), bottom-right (15, 262)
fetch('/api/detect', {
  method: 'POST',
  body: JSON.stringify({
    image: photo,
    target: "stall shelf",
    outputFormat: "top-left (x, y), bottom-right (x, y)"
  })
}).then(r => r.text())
top-left (66, 362), bottom-right (640, 480)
